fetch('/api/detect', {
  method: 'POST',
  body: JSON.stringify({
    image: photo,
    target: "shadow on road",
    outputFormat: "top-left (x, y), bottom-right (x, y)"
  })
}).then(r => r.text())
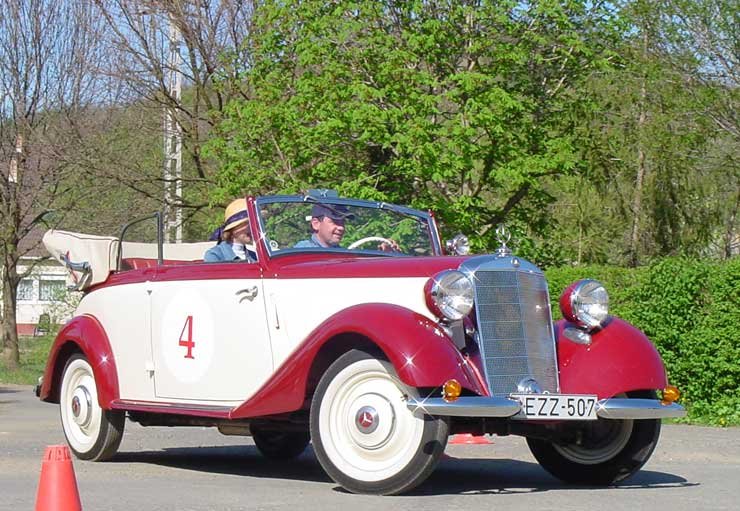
top-left (0, 386), bottom-right (23, 407)
top-left (109, 444), bottom-right (697, 496)
top-left (110, 445), bottom-right (332, 483)
top-left (406, 455), bottom-right (698, 496)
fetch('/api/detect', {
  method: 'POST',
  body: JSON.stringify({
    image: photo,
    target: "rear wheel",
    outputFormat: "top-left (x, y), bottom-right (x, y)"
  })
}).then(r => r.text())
top-left (60, 354), bottom-right (125, 461)
top-left (527, 392), bottom-right (661, 485)
top-left (310, 349), bottom-right (449, 495)
top-left (252, 428), bottom-right (310, 460)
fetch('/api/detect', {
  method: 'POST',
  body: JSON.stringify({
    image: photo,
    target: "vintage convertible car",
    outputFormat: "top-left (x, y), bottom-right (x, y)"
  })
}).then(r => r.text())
top-left (37, 192), bottom-right (685, 495)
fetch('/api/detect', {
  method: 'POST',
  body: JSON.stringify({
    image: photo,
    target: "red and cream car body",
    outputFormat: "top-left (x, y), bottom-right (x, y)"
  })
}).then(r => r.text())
top-left (37, 193), bottom-right (685, 495)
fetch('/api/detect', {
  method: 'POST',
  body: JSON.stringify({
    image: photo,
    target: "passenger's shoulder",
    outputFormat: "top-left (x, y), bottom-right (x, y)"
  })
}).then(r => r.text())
top-left (203, 243), bottom-right (227, 262)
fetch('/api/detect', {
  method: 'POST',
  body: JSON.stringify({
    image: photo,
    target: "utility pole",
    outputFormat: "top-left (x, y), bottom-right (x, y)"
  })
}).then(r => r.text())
top-left (163, 18), bottom-right (182, 243)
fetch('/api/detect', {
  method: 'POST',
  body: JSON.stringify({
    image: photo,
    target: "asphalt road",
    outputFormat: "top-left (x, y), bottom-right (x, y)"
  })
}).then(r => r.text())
top-left (1, 384), bottom-right (738, 511)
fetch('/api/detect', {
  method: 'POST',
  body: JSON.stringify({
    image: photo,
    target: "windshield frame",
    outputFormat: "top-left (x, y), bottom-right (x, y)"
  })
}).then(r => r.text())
top-left (254, 194), bottom-right (443, 258)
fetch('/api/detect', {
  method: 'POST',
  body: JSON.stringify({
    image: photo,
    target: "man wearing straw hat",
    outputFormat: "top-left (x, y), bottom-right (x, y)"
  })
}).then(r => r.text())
top-left (204, 198), bottom-right (257, 262)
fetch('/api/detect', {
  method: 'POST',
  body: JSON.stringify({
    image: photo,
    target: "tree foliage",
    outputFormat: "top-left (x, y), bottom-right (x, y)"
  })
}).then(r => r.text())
top-left (208, 0), bottom-right (623, 260)
top-left (538, 0), bottom-right (738, 266)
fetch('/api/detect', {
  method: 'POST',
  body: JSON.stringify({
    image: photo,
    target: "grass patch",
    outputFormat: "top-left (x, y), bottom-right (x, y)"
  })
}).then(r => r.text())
top-left (0, 335), bottom-right (54, 385)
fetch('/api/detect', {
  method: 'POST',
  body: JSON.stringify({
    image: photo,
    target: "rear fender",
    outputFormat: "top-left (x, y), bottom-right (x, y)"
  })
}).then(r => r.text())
top-left (230, 303), bottom-right (485, 419)
top-left (556, 317), bottom-right (667, 399)
top-left (38, 314), bottom-right (120, 408)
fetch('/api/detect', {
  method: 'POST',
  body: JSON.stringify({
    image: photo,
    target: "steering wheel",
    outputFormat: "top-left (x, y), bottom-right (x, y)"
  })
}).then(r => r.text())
top-left (348, 236), bottom-right (397, 250)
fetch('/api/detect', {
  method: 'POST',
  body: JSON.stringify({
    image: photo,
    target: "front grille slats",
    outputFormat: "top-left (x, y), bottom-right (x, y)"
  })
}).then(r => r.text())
top-left (473, 269), bottom-right (558, 396)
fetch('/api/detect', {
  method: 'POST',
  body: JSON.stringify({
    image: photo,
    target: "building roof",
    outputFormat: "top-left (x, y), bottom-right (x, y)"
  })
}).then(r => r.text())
top-left (19, 225), bottom-right (50, 259)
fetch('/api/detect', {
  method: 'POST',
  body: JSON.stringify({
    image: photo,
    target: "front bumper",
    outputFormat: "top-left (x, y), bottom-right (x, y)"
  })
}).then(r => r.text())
top-left (406, 396), bottom-right (686, 420)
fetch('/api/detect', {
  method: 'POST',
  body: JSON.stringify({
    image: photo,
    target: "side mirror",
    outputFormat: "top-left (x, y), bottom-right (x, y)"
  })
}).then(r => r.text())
top-left (445, 234), bottom-right (470, 255)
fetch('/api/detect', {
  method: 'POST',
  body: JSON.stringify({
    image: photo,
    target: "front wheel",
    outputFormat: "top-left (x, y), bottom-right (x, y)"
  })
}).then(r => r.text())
top-left (310, 350), bottom-right (449, 495)
top-left (527, 413), bottom-right (661, 485)
top-left (60, 354), bottom-right (125, 461)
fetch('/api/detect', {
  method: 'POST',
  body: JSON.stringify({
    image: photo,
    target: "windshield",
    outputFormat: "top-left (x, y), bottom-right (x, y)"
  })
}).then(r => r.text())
top-left (256, 197), bottom-right (439, 257)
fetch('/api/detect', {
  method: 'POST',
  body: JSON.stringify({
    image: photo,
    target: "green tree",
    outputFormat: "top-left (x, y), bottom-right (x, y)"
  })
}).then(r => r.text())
top-left (657, 0), bottom-right (739, 258)
top-left (546, 0), bottom-right (730, 266)
top-left (208, 0), bottom-right (622, 261)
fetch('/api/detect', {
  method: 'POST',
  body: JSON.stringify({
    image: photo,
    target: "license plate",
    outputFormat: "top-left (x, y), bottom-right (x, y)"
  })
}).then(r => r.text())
top-left (511, 394), bottom-right (598, 420)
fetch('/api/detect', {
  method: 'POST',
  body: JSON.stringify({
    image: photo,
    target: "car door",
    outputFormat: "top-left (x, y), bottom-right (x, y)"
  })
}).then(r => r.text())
top-left (150, 262), bottom-right (273, 403)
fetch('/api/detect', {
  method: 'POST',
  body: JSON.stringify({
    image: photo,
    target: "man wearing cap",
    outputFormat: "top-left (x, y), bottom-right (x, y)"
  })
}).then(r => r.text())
top-left (204, 198), bottom-right (257, 262)
top-left (294, 203), bottom-right (352, 248)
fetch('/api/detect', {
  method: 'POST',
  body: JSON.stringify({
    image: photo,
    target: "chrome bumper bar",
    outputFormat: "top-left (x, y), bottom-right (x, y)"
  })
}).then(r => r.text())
top-left (406, 396), bottom-right (686, 419)
top-left (595, 398), bottom-right (686, 419)
top-left (406, 397), bottom-right (521, 417)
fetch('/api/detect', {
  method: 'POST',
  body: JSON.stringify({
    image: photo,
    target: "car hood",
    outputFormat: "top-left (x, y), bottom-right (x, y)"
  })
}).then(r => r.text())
top-left (266, 254), bottom-right (470, 279)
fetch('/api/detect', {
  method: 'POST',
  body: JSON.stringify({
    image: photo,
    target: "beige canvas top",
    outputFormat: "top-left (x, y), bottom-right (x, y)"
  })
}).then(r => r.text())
top-left (42, 230), bottom-right (217, 290)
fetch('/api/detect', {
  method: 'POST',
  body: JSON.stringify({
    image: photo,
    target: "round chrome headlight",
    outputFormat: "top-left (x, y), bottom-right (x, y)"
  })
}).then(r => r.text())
top-left (425, 270), bottom-right (474, 321)
top-left (559, 279), bottom-right (609, 330)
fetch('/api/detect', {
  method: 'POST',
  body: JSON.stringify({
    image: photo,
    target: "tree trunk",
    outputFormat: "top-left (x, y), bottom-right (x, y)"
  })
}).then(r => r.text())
top-left (723, 188), bottom-right (740, 259)
top-left (2, 134), bottom-right (22, 370)
top-left (628, 30), bottom-right (649, 268)
top-left (2, 258), bottom-right (20, 370)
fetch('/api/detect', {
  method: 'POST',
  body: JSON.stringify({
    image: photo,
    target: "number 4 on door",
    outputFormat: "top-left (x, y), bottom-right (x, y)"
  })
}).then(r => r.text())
top-left (178, 315), bottom-right (196, 359)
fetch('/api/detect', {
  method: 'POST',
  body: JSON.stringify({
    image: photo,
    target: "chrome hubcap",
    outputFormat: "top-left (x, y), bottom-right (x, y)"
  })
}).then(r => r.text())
top-left (355, 406), bottom-right (379, 434)
top-left (348, 393), bottom-right (395, 450)
top-left (71, 386), bottom-right (92, 428)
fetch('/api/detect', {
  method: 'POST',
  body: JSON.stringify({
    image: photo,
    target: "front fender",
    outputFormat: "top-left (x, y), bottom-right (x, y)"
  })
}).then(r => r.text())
top-left (38, 314), bottom-right (120, 408)
top-left (230, 303), bottom-right (485, 419)
top-left (556, 317), bottom-right (667, 399)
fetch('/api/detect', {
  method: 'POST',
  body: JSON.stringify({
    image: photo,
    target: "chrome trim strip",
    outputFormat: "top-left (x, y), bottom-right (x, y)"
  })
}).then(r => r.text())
top-left (596, 398), bottom-right (687, 419)
top-left (405, 396), bottom-right (521, 417)
top-left (110, 399), bottom-right (233, 418)
top-left (459, 254), bottom-right (543, 274)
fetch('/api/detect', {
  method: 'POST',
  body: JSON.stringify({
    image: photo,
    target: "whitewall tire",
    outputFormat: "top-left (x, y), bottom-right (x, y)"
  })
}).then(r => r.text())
top-left (310, 349), bottom-right (449, 495)
top-left (60, 354), bottom-right (125, 461)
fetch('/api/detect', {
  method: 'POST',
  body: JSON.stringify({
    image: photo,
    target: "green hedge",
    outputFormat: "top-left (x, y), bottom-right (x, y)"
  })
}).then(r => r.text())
top-left (546, 257), bottom-right (740, 426)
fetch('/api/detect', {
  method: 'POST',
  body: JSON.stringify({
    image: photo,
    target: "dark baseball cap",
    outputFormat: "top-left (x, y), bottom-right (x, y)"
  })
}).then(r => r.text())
top-left (311, 203), bottom-right (354, 221)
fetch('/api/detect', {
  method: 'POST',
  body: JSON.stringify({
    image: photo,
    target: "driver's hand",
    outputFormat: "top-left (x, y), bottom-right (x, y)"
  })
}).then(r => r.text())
top-left (378, 239), bottom-right (400, 252)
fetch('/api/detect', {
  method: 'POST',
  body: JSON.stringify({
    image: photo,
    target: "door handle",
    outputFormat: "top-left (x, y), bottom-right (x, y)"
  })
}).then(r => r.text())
top-left (236, 286), bottom-right (258, 302)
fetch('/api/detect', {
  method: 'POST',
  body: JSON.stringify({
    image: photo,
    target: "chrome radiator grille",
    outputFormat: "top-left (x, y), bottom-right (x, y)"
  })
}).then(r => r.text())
top-left (472, 270), bottom-right (559, 396)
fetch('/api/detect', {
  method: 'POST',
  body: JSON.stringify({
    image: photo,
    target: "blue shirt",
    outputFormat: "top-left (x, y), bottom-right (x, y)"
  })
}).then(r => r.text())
top-left (294, 234), bottom-right (339, 248)
top-left (203, 242), bottom-right (256, 262)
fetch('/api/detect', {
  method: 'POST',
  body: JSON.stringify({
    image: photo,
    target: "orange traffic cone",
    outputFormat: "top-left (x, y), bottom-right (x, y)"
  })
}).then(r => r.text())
top-left (35, 445), bottom-right (82, 511)
top-left (449, 433), bottom-right (493, 445)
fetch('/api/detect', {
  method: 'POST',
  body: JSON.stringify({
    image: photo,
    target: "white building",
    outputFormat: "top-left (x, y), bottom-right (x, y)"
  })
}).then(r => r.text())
top-left (2, 226), bottom-right (75, 336)
top-left (13, 257), bottom-right (71, 336)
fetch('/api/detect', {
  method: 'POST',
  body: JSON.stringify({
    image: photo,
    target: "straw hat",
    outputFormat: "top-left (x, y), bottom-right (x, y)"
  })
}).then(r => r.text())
top-left (223, 198), bottom-right (249, 231)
